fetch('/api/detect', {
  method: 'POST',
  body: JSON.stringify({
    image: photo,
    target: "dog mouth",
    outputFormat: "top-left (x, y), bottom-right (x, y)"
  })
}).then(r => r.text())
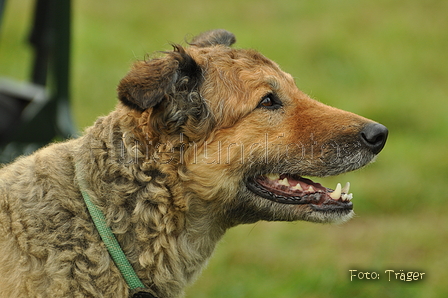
top-left (246, 174), bottom-right (353, 211)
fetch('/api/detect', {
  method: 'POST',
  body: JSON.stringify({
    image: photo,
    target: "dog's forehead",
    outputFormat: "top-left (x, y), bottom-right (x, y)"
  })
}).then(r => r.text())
top-left (188, 47), bottom-right (279, 73)
top-left (187, 46), bottom-right (295, 89)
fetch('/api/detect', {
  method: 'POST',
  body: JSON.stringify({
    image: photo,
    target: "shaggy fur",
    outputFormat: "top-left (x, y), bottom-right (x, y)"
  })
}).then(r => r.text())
top-left (0, 30), bottom-right (387, 297)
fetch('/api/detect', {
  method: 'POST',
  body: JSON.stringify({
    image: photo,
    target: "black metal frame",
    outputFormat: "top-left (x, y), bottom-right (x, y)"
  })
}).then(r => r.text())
top-left (0, 0), bottom-right (76, 163)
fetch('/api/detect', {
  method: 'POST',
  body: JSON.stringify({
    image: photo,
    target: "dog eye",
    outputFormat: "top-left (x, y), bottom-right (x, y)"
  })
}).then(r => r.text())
top-left (257, 93), bottom-right (282, 110)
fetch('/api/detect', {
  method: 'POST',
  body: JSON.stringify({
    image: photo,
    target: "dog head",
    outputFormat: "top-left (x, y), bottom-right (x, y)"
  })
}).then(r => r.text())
top-left (116, 29), bottom-right (388, 226)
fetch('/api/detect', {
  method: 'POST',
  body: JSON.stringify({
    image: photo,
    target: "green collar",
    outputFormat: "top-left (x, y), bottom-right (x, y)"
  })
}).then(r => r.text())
top-left (79, 187), bottom-right (145, 289)
top-left (76, 165), bottom-right (156, 297)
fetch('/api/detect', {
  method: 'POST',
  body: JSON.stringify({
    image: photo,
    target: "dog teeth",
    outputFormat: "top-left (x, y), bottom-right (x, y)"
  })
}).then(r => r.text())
top-left (292, 183), bottom-right (303, 191)
top-left (341, 182), bottom-right (350, 194)
top-left (329, 182), bottom-right (352, 201)
top-left (262, 174), bottom-right (352, 202)
top-left (341, 193), bottom-right (353, 201)
top-left (330, 183), bottom-right (342, 200)
top-left (265, 173), bottom-right (280, 181)
top-left (278, 178), bottom-right (290, 187)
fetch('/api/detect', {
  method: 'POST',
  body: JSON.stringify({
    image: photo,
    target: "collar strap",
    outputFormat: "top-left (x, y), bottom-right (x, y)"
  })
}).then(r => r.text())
top-left (76, 165), bottom-right (156, 298)
top-left (80, 188), bottom-right (146, 289)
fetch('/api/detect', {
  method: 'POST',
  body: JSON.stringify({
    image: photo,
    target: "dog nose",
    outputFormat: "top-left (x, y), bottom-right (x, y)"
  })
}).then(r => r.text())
top-left (360, 123), bottom-right (388, 154)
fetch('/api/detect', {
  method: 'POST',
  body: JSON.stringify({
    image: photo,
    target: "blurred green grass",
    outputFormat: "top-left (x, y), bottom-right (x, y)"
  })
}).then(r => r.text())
top-left (1, 0), bottom-right (447, 297)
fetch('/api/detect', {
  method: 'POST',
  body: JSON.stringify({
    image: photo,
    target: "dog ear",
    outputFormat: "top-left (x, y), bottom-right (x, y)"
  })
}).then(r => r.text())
top-left (190, 29), bottom-right (236, 48)
top-left (117, 45), bottom-right (201, 111)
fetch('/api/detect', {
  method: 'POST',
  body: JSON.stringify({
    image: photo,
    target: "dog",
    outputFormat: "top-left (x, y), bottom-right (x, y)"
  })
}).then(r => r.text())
top-left (0, 29), bottom-right (387, 297)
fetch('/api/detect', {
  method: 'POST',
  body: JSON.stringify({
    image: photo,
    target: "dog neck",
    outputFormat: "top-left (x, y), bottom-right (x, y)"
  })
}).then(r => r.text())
top-left (74, 110), bottom-right (228, 298)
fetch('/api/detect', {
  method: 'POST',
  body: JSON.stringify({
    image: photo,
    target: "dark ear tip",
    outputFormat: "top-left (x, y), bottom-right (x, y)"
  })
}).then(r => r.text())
top-left (190, 29), bottom-right (236, 48)
top-left (117, 82), bottom-right (148, 112)
top-left (116, 61), bottom-right (165, 111)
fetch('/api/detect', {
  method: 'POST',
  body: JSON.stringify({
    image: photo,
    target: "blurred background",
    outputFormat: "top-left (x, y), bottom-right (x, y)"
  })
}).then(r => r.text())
top-left (1, 0), bottom-right (447, 297)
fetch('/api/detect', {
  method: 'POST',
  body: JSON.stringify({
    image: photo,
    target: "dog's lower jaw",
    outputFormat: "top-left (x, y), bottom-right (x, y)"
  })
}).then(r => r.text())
top-left (306, 208), bottom-right (354, 224)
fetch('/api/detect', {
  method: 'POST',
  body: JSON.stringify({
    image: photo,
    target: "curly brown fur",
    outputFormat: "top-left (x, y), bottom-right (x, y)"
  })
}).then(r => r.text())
top-left (0, 29), bottom-right (387, 297)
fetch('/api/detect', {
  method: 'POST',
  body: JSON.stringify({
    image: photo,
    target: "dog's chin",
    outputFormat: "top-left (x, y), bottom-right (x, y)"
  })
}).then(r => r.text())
top-left (244, 174), bottom-right (355, 224)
